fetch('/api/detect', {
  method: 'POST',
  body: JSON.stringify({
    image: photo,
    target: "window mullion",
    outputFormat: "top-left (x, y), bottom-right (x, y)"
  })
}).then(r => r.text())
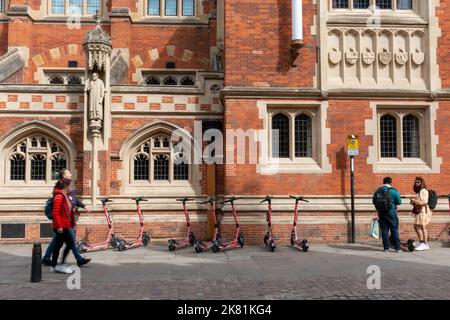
top-left (290, 113), bottom-right (295, 160)
top-left (398, 115), bottom-right (403, 160)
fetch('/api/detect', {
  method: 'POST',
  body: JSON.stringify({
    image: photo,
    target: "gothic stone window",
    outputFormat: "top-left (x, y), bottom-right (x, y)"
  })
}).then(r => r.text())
top-left (8, 136), bottom-right (67, 183)
top-left (379, 112), bottom-right (422, 160)
top-left (147, 0), bottom-right (195, 17)
top-left (271, 112), bottom-right (314, 160)
top-left (132, 134), bottom-right (189, 183)
top-left (51, 0), bottom-right (101, 15)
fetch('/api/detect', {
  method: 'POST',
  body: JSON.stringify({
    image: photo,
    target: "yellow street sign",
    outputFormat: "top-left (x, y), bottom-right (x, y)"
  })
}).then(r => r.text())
top-left (347, 135), bottom-right (359, 156)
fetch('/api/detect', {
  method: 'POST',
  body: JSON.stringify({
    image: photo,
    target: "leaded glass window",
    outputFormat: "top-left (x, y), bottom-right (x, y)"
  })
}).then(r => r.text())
top-left (295, 114), bottom-right (312, 158)
top-left (402, 115), bottom-right (420, 158)
top-left (380, 115), bottom-right (397, 158)
top-left (272, 114), bottom-right (290, 158)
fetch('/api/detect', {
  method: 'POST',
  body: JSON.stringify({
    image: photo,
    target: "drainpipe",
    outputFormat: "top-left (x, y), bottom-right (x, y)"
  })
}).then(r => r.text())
top-left (291, 0), bottom-right (304, 66)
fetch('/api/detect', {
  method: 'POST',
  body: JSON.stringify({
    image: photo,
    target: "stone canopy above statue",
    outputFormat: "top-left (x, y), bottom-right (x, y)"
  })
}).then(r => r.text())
top-left (83, 11), bottom-right (112, 72)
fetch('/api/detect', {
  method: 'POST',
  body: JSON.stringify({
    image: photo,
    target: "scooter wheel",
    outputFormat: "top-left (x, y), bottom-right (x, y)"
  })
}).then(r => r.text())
top-left (117, 241), bottom-right (126, 251)
top-left (269, 239), bottom-right (276, 252)
top-left (110, 235), bottom-right (119, 249)
top-left (238, 234), bottom-right (245, 248)
top-left (194, 241), bottom-right (203, 253)
top-left (142, 233), bottom-right (151, 247)
top-left (168, 239), bottom-right (176, 251)
top-left (189, 232), bottom-right (196, 246)
top-left (77, 242), bottom-right (88, 253)
top-left (407, 239), bottom-right (415, 252)
top-left (212, 241), bottom-right (220, 253)
top-left (301, 239), bottom-right (309, 252)
top-left (263, 234), bottom-right (269, 246)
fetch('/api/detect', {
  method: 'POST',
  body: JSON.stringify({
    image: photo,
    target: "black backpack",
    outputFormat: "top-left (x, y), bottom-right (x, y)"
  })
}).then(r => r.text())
top-left (374, 187), bottom-right (391, 214)
top-left (427, 189), bottom-right (438, 210)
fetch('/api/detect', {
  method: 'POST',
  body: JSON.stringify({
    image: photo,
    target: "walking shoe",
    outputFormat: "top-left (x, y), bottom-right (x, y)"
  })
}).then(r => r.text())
top-left (425, 243), bottom-right (430, 250)
top-left (395, 249), bottom-right (402, 253)
top-left (54, 264), bottom-right (74, 274)
top-left (383, 249), bottom-right (389, 253)
top-left (42, 257), bottom-right (52, 266)
top-left (415, 243), bottom-right (427, 251)
top-left (50, 266), bottom-right (55, 272)
top-left (77, 258), bottom-right (91, 267)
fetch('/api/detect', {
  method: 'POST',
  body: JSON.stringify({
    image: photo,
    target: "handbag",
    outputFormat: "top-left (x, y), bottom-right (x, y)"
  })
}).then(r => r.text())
top-left (369, 218), bottom-right (380, 239)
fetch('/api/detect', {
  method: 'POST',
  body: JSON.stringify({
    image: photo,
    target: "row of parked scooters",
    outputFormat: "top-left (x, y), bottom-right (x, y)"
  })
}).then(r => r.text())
top-left (76, 195), bottom-right (310, 254)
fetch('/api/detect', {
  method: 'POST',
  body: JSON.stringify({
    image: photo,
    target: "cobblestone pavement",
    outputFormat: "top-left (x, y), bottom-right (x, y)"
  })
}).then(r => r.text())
top-left (1, 241), bottom-right (449, 300)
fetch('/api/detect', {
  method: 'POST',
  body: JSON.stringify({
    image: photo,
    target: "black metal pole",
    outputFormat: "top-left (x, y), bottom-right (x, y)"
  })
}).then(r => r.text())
top-left (350, 156), bottom-right (356, 243)
top-left (30, 242), bottom-right (42, 283)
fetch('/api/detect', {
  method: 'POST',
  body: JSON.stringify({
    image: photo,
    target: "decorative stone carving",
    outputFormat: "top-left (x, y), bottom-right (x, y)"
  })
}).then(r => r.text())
top-left (378, 49), bottom-right (392, 65)
top-left (395, 48), bottom-right (408, 65)
top-left (345, 48), bottom-right (358, 65)
top-left (110, 50), bottom-right (128, 85)
top-left (85, 72), bottom-right (105, 124)
top-left (83, 12), bottom-right (112, 72)
top-left (328, 48), bottom-right (342, 65)
top-left (361, 48), bottom-right (375, 65)
top-left (411, 49), bottom-right (425, 66)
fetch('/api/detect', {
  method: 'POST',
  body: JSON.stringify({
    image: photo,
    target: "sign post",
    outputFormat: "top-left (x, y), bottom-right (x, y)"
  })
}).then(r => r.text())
top-left (347, 135), bottom-right (359, 243)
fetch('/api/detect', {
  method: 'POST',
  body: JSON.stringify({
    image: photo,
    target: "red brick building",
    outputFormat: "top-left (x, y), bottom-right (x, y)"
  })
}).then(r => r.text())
top-left (0, 0), bottom-right (448, 245)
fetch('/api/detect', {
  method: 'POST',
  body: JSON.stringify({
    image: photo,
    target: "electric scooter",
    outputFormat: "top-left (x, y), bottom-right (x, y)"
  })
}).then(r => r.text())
top-left (168, 197), bottom-right (197, 251)
top-left (194, 196), bottom-right (221, 253)
top-left (77, 198), bottom-right (121, 252)
top-left (211, 196), bottom-right (245, 252)
top-left (116, 197), bottom-right (151, 251)
top-left (261, 195), bottom-right (276, 252)
top-left (289, 195), bottom-right (309, 252)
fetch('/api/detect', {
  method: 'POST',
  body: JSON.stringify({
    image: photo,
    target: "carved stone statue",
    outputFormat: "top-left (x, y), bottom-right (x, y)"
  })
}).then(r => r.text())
top-left (85, 72), bottom-right (105, 123)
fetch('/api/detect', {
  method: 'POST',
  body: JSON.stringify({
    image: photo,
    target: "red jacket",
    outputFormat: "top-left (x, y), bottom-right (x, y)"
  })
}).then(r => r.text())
top-left (52, 189), bottom-right (75, 229)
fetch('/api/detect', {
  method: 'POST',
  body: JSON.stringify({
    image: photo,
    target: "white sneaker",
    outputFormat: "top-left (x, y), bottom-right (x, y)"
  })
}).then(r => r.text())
top-left (415, 243), bottom-right (427, 251)
top-left (54, 264), bottom-right (74, 274)
top-left (425, 243), bottom-right (430, 250)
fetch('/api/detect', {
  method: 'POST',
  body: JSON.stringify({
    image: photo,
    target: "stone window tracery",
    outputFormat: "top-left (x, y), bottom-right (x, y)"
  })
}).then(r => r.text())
top-left (7, 136), bottom-right (67, 183)
top-left (132, 134), bottom-right (189, 184)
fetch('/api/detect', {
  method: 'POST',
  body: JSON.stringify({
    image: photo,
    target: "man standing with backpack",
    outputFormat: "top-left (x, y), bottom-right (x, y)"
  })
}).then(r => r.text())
top-left (372, 177), bottom-right (402, 253)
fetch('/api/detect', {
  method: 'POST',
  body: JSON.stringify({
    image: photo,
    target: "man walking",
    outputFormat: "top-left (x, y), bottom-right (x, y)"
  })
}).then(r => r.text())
top-left (372, 177), bottom-right (402, 252)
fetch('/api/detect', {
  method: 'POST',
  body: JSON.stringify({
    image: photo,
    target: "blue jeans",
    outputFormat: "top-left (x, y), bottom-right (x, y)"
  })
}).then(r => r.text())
top-left (44, 228), bottom-right (83, 262)
top-left (378, 212), bottom-right (400, 250)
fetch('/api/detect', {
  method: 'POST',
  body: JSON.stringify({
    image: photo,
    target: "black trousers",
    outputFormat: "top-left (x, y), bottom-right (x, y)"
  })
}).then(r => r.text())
top-left (51, 229), bottom-right (76, 267)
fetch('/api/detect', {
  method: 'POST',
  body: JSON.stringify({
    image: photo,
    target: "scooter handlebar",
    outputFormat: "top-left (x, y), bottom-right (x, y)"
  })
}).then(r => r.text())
top-left (100, 198), bottom-right (113, 204)
top-left (200, 196), bottom-right (216, 204)
top-left (289, 195), bottom-right (309, 202)
top-left (176, 197), bottom-right (195, 203)
top-left (260, 195), bottom-right (273, 203)
top-left (132, 197), bottom-right (148, 202)
top-left (221, 196), bottom-right (243, 204)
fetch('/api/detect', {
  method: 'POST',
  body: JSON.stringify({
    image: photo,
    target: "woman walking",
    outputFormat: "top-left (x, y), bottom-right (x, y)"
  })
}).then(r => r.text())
top-left (410, 177), bottom-right (432, 251)
top-left (50, 178), bottom-right (89, 273)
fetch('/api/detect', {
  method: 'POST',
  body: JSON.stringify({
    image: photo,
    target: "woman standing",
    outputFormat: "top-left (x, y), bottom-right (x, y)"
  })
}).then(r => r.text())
top-left (410, 177), bottom-right (432, 251)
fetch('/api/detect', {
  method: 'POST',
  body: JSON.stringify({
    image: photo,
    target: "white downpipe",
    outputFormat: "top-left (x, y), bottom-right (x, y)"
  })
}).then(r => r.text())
top-left (292, 0), bottom-right (303, 44)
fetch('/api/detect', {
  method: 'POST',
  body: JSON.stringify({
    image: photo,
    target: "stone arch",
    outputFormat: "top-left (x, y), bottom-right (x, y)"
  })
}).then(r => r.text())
top-left (118, 121), bottom-right (202, 195)
top-left (0, 120), bottom-right (78, 184)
